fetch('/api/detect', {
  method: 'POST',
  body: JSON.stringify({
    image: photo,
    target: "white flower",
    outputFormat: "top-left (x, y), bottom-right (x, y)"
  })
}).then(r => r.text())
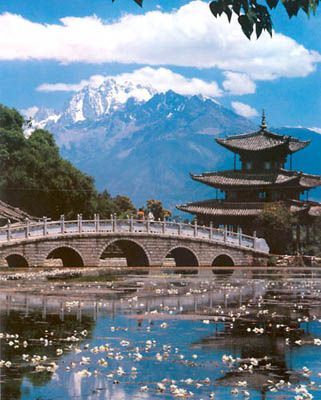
top-left (157, 382), bottom-right (166, 392)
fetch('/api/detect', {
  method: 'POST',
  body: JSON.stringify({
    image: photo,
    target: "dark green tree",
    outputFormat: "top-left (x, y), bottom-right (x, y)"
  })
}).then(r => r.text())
top-left (303, 217), bottom-right (321, 256)
top-left (0, 104), bottom-right (136, 220)
top-left (113, 195), bottom-right (136, 217)
top-left (255, 203), bottom-right (296, 254)
top-left (146, 199), bottom-right (171, 220)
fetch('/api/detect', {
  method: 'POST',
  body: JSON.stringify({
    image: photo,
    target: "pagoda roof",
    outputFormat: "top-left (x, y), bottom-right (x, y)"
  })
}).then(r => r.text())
top-left (216, 130), bottom-right (309, 154)
top-left (289, 200), bottom-right (321, 217)
top-left (191, 169), bottom-right (321, 189)
top-left (177, 199), bottom-right (265, 217)
top-left (177, 199), bottom-right (321, 218)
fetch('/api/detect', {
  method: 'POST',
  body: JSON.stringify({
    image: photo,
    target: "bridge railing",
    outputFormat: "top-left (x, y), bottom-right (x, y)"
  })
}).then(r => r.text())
top-left (0, 215), bottom-right (269, 253)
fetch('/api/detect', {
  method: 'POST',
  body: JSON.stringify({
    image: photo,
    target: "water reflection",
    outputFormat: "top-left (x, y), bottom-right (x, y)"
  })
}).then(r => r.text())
top-left (1, 273), bottom-right (321, 399)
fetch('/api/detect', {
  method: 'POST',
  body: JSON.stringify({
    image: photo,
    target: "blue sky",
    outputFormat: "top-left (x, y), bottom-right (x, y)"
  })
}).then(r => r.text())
top-left (1, 0), bottom-right (321, 128)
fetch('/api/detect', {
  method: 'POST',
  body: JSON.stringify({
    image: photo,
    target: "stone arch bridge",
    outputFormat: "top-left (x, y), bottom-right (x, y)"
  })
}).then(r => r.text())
top-left (0, 216), bottom-right (269, 268)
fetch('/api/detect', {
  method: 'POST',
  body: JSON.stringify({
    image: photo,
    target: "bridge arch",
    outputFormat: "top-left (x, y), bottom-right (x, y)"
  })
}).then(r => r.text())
top-left (100, 239), bottom-right (150, 267)
top-left (46, 246), bottom-right (84, 267)
top-left (212, 254), bottom-right (235, 275)
top-left (6, 253), bottom-right (29, 268)
top-left (163, 246), bottom-right (199, 267)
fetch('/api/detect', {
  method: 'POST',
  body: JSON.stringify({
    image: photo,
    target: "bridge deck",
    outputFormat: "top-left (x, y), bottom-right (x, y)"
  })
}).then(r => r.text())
top-left (0, 217), bottom-right (269, 253)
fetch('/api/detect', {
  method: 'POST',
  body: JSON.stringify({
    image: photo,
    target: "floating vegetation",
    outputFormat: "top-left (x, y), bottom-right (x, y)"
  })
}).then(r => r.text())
top-left (2, 271), bottom-right (321, 399)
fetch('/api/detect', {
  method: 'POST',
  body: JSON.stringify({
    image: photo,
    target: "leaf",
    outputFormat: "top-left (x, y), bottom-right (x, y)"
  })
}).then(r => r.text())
top-left (232, 0), bottom-right (243, 14)
top-left (283, 0), bottom-right (300, 17)
top-left (224, 6), bottom-right (233, 21)
top-left (256, 21), bottom-right (263, 37)
top-left (238, 14), bottom-right (254, 38)
top-left (266, 0), bottom-right (279, 9)
top-left (209, 1), bottom-right (224, 16)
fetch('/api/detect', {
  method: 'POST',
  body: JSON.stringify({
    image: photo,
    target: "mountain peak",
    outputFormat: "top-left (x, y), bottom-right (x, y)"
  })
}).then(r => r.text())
top-left (62, 78), bottom-right (157, 123)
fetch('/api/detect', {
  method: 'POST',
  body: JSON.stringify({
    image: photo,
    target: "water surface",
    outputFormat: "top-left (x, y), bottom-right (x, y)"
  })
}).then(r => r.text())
top-left (1, 269), bottom-right (321, 399)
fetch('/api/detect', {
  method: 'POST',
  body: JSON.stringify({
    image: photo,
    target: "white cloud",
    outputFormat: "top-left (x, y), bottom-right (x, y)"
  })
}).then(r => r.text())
top-left (0, 1), bottom-right (320, 80)
top-left (231, 101), bottom-right (258, 118)
top-left (21, 106), bottom-right (39, 118)
top-left (222, 71), bottom-right (256, 95)
top-left (37, 66), bottom-right (223, 97)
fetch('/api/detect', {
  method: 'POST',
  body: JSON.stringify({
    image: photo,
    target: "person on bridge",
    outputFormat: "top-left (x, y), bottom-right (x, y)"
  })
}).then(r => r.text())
top-left (137, 209), bottom-right (145, 221)
top-left (148, 211), bottom-right (154, 222)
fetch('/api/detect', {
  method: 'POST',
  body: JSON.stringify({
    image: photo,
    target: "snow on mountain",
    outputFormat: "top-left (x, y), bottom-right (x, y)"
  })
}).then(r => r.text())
top-left (21, 106), bottom-right (61, 137)
top-left (61, 78), bottom-right (157, 123)
top-left (23, 79), bottom-right (260, 207)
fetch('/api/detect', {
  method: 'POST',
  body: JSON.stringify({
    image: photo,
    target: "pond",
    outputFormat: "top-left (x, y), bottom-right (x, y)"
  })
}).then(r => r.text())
top-left (1, 269), bottom-right (321, 399)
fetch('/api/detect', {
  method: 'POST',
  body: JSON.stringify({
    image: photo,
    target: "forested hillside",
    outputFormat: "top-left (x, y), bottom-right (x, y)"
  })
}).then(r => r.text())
top-left (0, 105), bottom-right (136, 219)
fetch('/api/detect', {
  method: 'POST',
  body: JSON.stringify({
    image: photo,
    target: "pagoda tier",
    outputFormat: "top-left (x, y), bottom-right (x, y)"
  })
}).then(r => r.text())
top-left (191, 169), bottom-right (321, 190)
top-left (176, 111), bottom-right (321, 237)
top-left (177, 199), bottom-right (321, 220)
top-left (215, 113), bottom-right (310, 172)
top-left (216, 131), bottom-right (309, 155)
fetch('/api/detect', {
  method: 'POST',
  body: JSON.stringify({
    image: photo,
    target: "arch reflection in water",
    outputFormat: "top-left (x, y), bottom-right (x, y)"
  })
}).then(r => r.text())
top-left (212, 254), bottom-right (234, 276)
top-left (2, 276), bottom-right (321, 399)
top-left (100, 239), bottom-right (149, 267)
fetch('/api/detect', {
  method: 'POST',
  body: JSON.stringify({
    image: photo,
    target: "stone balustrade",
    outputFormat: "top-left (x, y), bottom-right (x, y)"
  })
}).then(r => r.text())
top-left (0, 214), bottom-right (269, 253)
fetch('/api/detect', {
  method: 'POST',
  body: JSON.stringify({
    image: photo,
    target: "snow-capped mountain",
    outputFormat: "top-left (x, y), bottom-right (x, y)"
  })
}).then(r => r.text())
top-left (61, 79), bottom-right (157, 124)
top-left (23, 82), bottom-right (256, 207)
top-left (25, 81), bottom-right (321, 208)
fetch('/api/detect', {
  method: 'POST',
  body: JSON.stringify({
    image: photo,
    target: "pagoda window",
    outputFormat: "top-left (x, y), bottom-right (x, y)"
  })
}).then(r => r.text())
top-left (228, 191), bottom-right (237, 201)
top-left (245, 161), bottom-right (252, 170)
top-left (259, 191), bottom-right (267, 200)
top-left (264, 161), bottom-right (272, 170)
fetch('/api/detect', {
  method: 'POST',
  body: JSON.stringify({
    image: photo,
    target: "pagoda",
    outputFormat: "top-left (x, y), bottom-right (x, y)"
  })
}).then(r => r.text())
top-left (177, 112), bottom-right (321, 238)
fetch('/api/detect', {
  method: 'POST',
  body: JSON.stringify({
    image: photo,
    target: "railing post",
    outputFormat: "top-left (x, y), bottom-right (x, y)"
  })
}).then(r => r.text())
top-left (25, 218), bottom-right (30, 238)
top-left (194, 219), bottom-right (198, 237)
top-left (130, 216), bottom-right (133, 232)
top-left (60, 214), bottom-right (65, 234)
top-left (78, 214), bottom-right (82, 233)
top-left (7, 220), bottom-right (11, 241)
top-left (146, 216), bottom-right (150, 233)
top-left (238, 227), bottom-right (242, 246)
top-left (43, 217), bottom-right (47, 236)
top-left (113, 214), bottom-right (117, 232)
top-left (162, 218), bottom-right (166, 234)
top-left (209, 221), bottom-right (213, 240)
top-left (253, 231), bottom-right (257, 249)
top-left (224, 225), bottom-right (227, 242)
top-left (178, 222), bottom-right (182, 236)
top-left (253, 230), bottom-right (256, 249)
top-left (95, 213), bottom-right (100, 232)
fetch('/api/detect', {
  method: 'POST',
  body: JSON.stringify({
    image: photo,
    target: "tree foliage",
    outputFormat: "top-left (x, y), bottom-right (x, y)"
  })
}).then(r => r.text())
top-left (146, 199), bottom-right (171, 220)
top-left (0, 104), bottom-right (137, 220)
top-left (119, 0), bottom-right (319, 39)
top-left (255, 202), bottom-right (297, 254)
top-left (303, 218), bottom-right (321, 256)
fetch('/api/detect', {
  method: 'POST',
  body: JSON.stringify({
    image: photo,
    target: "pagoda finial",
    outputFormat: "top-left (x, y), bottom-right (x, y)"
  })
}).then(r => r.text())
top-left (260, 109), bottom-right (267, 130)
